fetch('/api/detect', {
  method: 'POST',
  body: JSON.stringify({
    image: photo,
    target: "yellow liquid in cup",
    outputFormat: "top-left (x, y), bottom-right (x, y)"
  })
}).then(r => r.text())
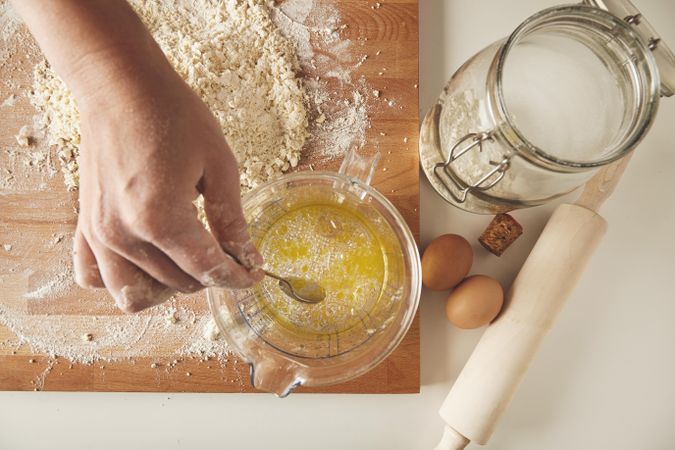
top-left (255, 203), bottom-right (391, 336)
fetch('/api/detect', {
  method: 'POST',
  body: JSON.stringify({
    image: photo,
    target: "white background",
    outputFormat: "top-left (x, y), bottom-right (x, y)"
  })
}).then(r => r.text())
top-left (2, 1), bottom-right (675, 449)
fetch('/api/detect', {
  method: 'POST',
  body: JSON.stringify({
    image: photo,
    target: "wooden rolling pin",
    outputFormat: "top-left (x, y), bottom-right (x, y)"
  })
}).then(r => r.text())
top-left (436, 155), bottom-right (632, 449)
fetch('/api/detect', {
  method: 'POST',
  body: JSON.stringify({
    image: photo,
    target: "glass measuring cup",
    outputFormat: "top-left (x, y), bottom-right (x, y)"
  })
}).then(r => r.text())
top-left (207, 150), bottom-right (421, 396)
top-left (420, 0), bottom-right (675, 214)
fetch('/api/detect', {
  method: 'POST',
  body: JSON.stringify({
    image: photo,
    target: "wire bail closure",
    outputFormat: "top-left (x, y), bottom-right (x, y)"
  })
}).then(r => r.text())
top-left (583, 0), bottom-right (675, 97)
top-left (432, 131), bottom-right (510, 204)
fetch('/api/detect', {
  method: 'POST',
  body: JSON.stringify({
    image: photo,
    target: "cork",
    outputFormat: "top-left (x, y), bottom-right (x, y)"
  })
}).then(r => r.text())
top-left (478, 213), bottom-right (523, 256)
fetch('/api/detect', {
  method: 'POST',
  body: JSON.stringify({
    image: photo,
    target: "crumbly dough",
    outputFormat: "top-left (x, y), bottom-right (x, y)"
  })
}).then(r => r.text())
top-left (30, 0), bottom-right (309, 192)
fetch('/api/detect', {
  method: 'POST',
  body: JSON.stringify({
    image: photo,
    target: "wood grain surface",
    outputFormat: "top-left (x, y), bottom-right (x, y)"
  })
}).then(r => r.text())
top-left (0, 0), bottom-right (420, 394)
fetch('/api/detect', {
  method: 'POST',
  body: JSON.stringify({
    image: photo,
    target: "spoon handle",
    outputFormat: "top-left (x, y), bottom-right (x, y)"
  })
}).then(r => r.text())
top-left (262, 270), bottom-right (283, 281)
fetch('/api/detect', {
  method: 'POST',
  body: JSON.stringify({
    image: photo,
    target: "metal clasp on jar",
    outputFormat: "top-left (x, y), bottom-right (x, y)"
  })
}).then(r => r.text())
top-left (433, 131), bottom-right (511, 203)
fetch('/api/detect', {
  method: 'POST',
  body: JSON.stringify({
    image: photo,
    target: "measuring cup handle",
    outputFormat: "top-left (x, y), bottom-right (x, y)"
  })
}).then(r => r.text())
top-left (339, 148), bottom-right (381, 186)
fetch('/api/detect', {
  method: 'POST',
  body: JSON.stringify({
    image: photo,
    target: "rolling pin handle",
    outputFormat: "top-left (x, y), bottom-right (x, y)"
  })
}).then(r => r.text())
top-left (435, 425), bottom-right (470, 450)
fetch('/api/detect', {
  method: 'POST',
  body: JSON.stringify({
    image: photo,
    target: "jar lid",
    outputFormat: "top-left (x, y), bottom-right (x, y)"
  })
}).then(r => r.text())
top-left (584, 0), bottom-right (675, 97)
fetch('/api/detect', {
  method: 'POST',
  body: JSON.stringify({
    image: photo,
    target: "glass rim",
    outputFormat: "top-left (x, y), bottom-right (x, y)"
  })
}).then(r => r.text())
top-left (492, 4), bottom-right (661, 170)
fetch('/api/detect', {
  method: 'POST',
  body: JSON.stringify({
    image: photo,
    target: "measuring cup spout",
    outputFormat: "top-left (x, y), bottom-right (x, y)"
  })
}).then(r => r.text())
top-left (339, 148), bottom-right (381, 186)
top-left (249, 358), bottom-right (303, 397)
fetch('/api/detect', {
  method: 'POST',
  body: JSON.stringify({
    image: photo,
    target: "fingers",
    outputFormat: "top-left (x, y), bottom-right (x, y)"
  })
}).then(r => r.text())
top-left (77, 192), bottom-right (261, 312)
top-left (73, 226), bottom-right (105, 288)
top-left (149, 209), bottom-right (263, 289)
top-left (201, 152), bottom-right (264, 270)
top-left (112, 241), bottom-right (202, 294)
top-left (221, 239), bottom-right (264, 273)
top-left (89, 238), bottom-right (174, 313)
top-left (83, 210), bottom-right (202, 294)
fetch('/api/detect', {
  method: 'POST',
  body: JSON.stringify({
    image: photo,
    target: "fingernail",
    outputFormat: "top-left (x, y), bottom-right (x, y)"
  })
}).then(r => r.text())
top-left (74, 264), bottom-right (102, 289)
top-left (222, 239), bottom-right (263, 270)
top-left (202, 261), bottom-right (257, 289)
top-left (201, 262), bottom-right (233, 287)
top-left (250, 267), bottom-right (265, 283)
top-left (241, 240), bottom-right (263, 270)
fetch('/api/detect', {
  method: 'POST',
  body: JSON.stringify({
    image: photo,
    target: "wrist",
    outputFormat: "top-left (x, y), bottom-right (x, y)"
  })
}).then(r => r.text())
top-left (66, 40), bottom-right (180, 113)
top-left (12, 0), bottom-right (180, 109)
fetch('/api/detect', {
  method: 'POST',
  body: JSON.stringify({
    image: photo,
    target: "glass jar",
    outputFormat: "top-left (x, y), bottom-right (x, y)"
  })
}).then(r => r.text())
top-left (420, 2), bottom-right (674, 214)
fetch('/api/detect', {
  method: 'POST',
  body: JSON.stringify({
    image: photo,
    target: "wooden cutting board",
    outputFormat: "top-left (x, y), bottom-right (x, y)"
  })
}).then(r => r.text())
top-left (0, 0), bottom-right (419, 393)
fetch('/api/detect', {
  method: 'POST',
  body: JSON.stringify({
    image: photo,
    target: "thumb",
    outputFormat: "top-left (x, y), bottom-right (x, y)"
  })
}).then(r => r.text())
top-left (201, 154), bottom-right (264, 272)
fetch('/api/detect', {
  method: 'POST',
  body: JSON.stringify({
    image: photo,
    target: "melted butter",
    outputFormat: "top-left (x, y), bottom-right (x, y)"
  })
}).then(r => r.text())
top-left (255, 203), bottom-right (388, 336)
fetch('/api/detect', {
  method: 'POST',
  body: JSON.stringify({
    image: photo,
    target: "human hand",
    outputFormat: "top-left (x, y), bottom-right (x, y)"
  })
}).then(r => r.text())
top-left (71, 56), bottom-right (263, 312)
top-left (11, 0), bottom-right (263, 312)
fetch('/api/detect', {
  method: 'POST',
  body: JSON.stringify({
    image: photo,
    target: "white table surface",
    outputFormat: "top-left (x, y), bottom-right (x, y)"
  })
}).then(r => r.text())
top-left (2, 1), bottom-right (674, 449)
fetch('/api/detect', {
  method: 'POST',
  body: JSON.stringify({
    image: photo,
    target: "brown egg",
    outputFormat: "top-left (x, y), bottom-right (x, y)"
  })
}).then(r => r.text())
top-left (422, 234), bottom-right (473, 291)
top-left (445, 275), bottom-right (504, 329)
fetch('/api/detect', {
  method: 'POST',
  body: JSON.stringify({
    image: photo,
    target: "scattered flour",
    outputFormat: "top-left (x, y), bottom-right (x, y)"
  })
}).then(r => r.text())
top-left (23, 265), bottom-right (74, 300)
top-left (0, 235), bottom-right (231, 364)
top-left (1, 93), bottom-right (15, 107)
top-left (272, 0), bottom-right (371, 163)
top-left (0, 300), bottom-right (230, 364)
top-left (0, 0), bottom-right (20, 42)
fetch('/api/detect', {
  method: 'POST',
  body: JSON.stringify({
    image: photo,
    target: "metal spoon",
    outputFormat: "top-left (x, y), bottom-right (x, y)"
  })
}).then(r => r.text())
top-left (263, 270), bottom-right (326, 304)
top-left (221, 248), bottom-right (325, 304)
